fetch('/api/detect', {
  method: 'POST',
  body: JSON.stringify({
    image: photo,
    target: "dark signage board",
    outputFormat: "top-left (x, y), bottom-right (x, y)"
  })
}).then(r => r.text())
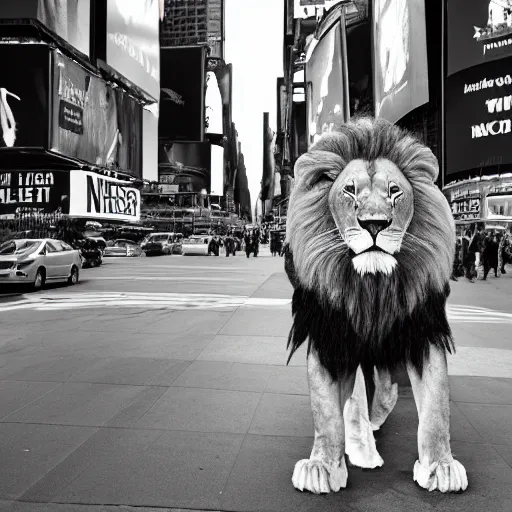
top-left (305, 21), bottom-right (344, 147)
top-left (160, 46), bottom-right (206, 142)
top-left (447, 0), bottom-right (512, 77)
top-left (51, 51), bottom-right (142, 177)
top-left (0, 0), bottom-right (91, 56)
top-left (373, 0), bottom-right (429, 124)
top-left (0, 170), bottom-right (69, 215)
top-left (106, 0), bottom-right (160, 100)
top-left (445, 58), bottom-right (512, 176)
top-left (0, 44), bottom-right (50, 150)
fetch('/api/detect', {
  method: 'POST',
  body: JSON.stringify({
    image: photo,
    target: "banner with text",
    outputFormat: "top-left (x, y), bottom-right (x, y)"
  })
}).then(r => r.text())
top-left (0, 170), bottom-right (69, 215)
top-left (447, 0), bottom-right (512, 77)
top-left (68, 170), bottom-right (140, 222)
top-left (445, 58), bottom-right (512, 176)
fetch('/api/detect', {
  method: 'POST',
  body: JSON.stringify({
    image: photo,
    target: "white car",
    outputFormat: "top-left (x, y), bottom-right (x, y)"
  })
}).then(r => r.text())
top-left (0, 238), bottom-right (82, 290)
top-left (181, 236), bottom-right (212, 256)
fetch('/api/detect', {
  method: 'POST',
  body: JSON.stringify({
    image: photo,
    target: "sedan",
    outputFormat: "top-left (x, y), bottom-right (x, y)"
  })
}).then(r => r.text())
top-left (0, 238), bottom-right (82, 290)
top-left (103, 239), bottom-right (142, 258)
top-left (181, 236), bottom-right (212, 256)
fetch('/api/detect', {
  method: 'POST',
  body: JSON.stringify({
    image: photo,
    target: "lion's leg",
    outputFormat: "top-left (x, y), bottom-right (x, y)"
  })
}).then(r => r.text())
top-left (407, 344), bottom-right (468, 493)
top-left (344, 366), bottom-right (384, 469)
top-left (292, 348), bottom-right (355, 494)
top-left (370, 367), bottom-right (398, 431)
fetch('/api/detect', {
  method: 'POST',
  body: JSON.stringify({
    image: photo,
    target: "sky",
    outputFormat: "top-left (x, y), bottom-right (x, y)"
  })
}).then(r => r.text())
top-left (225, 0), bottom-right (284, 215)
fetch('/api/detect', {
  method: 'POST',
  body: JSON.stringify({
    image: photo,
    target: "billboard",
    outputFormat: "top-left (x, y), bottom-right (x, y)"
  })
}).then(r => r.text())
top-left (445, 57), bottom-right (512, 176)
top-left (373, 0), bottom-right (429, 124)
top-left (0, 170), bottom-right (69, 215)
top-left (205, 72), bottom-right (223, 135)
top-left (142, 105), bottom-right (159, 182)
top-left (0, 44), bottom-right (49, 150)
top-left (294, 0), bottom-right (338, 19)
top-left (210, 145), bottom-right (224, 196)
top-left (68, 170), bottom-right (140, 222)
top-left (51, 52), bottom-right (142, 176)
top-left (160, 46), bottom-right (206, 142)
top-left (106, 0), bottom-right (160, 100)
top-left (0, 0), bottom-right (91, 56)
top-left (305, 21), bottom-right (345, 147)
top-left (448, 0), bottom-right (512, 77)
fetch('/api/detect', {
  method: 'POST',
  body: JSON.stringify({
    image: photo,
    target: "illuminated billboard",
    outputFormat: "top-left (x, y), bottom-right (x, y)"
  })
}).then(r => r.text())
top-left (373, 0), bottom-right (429, 123)
top-left (106, 0), bottom-right (160, 100)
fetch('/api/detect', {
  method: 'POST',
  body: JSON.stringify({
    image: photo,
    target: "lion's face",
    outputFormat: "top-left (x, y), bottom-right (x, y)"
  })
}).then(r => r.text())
top-left (328, 158), bottom-right (414, 275)
top-left (286, 118), bottom-right (455, 317)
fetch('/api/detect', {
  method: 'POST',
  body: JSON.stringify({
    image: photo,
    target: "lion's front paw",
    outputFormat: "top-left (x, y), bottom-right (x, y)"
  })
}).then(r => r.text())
top-left (292, 458), bottom-right (348, 493)
top-left (413, 459), bottom-right (468, 493)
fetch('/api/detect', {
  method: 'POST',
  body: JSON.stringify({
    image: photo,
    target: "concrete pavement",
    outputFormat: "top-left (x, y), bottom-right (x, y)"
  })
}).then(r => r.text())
top-left (0, 249), bottom-right (511, 512)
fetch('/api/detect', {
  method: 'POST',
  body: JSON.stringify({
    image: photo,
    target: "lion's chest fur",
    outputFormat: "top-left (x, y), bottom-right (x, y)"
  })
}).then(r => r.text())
top-left (286, 250), bottom-right (453, 379)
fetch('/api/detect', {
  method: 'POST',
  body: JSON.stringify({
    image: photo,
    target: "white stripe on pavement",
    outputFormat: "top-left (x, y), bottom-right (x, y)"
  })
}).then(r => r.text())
top-left (0, 292), bottom-right (511, 324)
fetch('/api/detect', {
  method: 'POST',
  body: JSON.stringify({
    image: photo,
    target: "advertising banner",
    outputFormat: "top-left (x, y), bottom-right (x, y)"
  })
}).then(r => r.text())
top-left (160, 46), bottom-right (206, 142)
top-left (51, 51), bottom-right (142, 176)
top-left (0, 170), bottom-right (69, 215)
top-left (210, 145), bottom-right (224, 196)
top-left (0, 44), bottom-right (49, 150)
top-left (68, 170), bottom-right (140, 222)
top-left (305, 21), bottom-right (345, 147)
top-left (106, 0), bottom-right (160, 100)
top-left (373, 0), bottom-right (429, 124)
top-left (143, 105), bottom-right (159, 182)
top-left (448, 0), bottom-right (512, 77)
top-left (205, 71), bottom-right (223, 135)
top-left (445, 58), bottom-right (512, 176)
top-left (0, 0), bottom-right (90, 56)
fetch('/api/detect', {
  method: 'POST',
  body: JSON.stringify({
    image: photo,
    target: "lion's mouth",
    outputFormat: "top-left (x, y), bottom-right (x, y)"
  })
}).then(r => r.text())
top-left (358, 246), bottom-right (389, 255)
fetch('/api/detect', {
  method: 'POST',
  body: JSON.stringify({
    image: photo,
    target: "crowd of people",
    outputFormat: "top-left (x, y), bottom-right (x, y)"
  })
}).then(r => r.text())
top-left (452, 224), bottom-right (512, 282)
top-left (207, 226), bottom-right (262, 258)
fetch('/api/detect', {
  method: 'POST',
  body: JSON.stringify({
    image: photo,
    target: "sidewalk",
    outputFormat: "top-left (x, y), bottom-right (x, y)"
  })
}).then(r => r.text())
top-left (0, 265), bottom-right (511, 512)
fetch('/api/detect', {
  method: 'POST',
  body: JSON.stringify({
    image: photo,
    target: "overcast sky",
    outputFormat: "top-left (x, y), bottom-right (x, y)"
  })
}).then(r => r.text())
top-left (225, 0), bottom-right (284, 213)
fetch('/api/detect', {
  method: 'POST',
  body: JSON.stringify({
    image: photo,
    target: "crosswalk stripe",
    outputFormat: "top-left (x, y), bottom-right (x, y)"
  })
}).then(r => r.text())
top-left (0, 291), bottom-right (511, 323)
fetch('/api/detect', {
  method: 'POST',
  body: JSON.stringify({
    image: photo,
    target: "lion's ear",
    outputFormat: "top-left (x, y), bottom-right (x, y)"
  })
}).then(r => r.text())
top-left (294, 150), bottom-right (345, 184)
top-left (394, 137), bottom-right (439, 184)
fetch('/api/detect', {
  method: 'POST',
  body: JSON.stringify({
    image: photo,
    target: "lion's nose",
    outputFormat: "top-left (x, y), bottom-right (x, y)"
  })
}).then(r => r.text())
top-left (357, 219), bottom-right (391, 238)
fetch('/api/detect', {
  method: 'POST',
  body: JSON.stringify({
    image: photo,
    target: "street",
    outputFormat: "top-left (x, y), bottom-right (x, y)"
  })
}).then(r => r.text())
top-left (0, 250), bottom-right (511, 512)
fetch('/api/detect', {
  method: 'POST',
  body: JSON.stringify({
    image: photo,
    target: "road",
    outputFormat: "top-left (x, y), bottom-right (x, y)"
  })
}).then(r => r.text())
top-left (0, 249), bottom-right (511, 512)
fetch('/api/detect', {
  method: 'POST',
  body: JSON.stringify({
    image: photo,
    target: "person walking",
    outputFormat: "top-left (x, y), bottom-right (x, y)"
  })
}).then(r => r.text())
top-left (482, 233), bottom-right (499, 280)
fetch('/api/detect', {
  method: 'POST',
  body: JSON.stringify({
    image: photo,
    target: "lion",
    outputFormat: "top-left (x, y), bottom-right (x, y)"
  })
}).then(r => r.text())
top-left (285, 117), bottom-right (468, 494)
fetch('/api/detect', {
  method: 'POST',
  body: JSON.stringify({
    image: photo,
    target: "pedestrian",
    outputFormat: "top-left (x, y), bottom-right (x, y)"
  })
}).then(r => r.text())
top-left (462, 229), bottom-right (477, 282)
top-left (482, 233), bottom-right (499, 280)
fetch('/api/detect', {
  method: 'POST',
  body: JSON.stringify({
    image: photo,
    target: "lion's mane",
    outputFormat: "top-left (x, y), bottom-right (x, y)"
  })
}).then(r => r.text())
top-left (285, 118), bottom-right (455, 380)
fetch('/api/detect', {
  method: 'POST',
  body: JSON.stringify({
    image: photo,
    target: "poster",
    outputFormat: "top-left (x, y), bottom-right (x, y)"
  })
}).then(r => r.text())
top-left (0, 0), bottom-right (90, 56)
top-left (305, 21), bottom-right (345, 147)
top-left (51, 52), bottom-right (142, 177)
top-left (210, 145), bottom-right (224, 196)
top-left (159, 46), bottom-right (206, 142)
top-left (0, 44), bottom-right (49, 150)
top-left (68, 170), bottom-right (140, 222)
top-left (143, 105), bottom-right (159, 183)
top-left (205, 71), bottom-right (223, 136)
top-left (106, 0), bottom-right (160, 100)
top-left (445, 57), bottom-right (512, 176)
top-left (448, 0), bottom-right (512, 77)
top-left (373, 0), bottom-right (429, 124)
top-left (0, 170), bottom-right (69, 215)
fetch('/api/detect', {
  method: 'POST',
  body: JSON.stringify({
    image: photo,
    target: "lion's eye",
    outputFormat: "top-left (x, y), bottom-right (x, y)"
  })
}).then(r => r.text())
top-left (389, 185), bottom-right (400, 195)
top-left (318, 174), bottom-right (335, 185)
top-left (344, 184), bottom-right (356, 195)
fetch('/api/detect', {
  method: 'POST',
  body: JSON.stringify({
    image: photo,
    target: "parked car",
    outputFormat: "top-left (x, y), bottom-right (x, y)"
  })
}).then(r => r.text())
top-left (141, 233), bottom-right (178, 256)
top-left (181, 236), bottom-right (212, 256)
top-left (0, 238), bottom-right (81, 290)
top-left (104, 239), bottom-right (142, 258)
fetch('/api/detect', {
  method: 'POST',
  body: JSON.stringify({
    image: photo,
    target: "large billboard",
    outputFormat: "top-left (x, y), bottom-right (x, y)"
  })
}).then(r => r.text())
top-left (0, 170), bottom-right (69, 216)
top-left (445, 57), bottom-right (512, 176)
top-left (106, 0), bottom-right (160, 100)
top-left (51, 52), bottom-right (142, 177)
top-left (159, 46), bottom-right (206, 142)
top-left (305, 21), bottom-right (345, 147)
top-left (373, 0), bottom-right (429, 124)
top-left (0, 0), bottom-right (91, 56)
top-left (68, 170), bottom-right (140, 222)
top-left (0, 44), bottom-right (50, 150)
top-left (448, 0), bottom-right (512, 77)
